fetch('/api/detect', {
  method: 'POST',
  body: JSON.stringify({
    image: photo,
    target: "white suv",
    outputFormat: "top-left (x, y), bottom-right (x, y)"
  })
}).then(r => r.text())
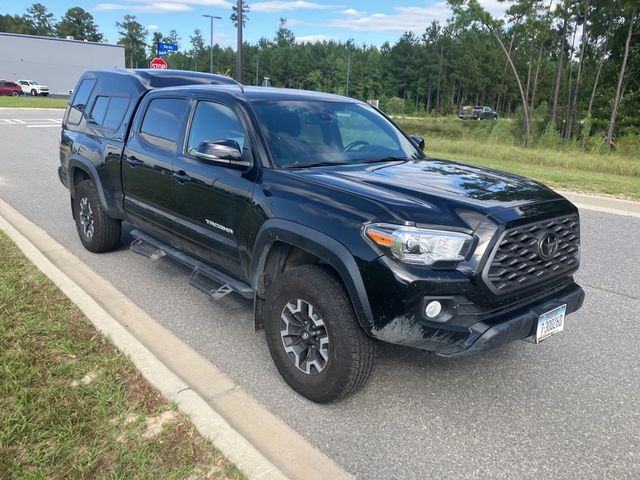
top-left (17, 80), bottom-right (50, 96)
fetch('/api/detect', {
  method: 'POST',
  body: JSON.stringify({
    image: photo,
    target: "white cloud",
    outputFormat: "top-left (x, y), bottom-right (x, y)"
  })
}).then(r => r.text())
top-left (252, 1), bottom-right (337, 13)
top-left (147, 24), bottom-right (160, 31)
top-left (296, 34), bottom-right (336, 43)
top-left (326, 1), bottom-right (509, 34)
top-left (94, 0), bottom-right (232, 13)
top-left (339, 8), bottom-right (363, 17)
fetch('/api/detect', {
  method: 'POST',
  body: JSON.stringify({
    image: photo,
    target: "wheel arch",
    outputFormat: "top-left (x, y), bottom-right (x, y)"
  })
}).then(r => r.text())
top-left (250, 219), bottom-right (374, 333)
top-left (68, 158), bottom-right (111, 214)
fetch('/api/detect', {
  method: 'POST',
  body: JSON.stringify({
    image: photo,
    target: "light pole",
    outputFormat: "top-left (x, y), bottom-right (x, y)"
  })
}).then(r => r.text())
top-left (202, 14), bottom-right (221, 74)
top-left (346, 45), bottom-right (352, 96)
top-left (236, 0), bottom-right (243, 83)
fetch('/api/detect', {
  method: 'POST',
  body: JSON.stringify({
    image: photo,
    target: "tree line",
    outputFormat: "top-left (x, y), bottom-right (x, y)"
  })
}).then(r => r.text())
top-left (2, 1), bottom-right (638, 150)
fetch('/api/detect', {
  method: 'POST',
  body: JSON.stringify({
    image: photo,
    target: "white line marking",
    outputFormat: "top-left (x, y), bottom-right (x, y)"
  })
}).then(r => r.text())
top-left (12, 119), bottom-right (26, 124)
top-left (27, 124), bottom-right (61, 128)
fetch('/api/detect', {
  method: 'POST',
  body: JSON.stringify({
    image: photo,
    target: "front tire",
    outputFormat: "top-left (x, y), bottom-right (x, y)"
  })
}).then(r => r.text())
top-left (30, 89), bottom-right (37, 96)
top-left (73, 180), bottom-right (121, 253)
top-left (265, 265), bottom-right (376, 403)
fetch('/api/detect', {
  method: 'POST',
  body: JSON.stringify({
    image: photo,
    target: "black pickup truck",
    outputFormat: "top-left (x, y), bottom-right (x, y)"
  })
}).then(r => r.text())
top-left (59, 69), bottom-right (584, 403)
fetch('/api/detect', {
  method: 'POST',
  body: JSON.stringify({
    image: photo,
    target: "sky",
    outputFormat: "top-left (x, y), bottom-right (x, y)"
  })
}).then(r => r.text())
top-left (4, 1), bottom-right (511, 49)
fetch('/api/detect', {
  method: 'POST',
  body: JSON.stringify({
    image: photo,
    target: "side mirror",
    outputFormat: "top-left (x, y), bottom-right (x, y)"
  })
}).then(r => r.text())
top-left (192, 140), bottom-right (251, 168)
top-left (410, 135), bottom-right (425, 151)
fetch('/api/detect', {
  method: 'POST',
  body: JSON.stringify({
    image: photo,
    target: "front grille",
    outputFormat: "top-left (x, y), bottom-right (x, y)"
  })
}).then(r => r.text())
top-left (484, 215), bottom-right (580, 294)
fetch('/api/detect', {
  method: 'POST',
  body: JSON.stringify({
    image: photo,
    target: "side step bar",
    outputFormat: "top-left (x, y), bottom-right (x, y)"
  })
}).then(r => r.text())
top-left (129, 229), bottom-right (254, 300)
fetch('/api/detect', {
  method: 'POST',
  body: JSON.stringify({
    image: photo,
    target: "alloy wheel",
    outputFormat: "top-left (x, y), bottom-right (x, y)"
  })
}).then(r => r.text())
top-left (79, 197), bottom-right (95, 239)
top-left (280, 299), bottom-right (330, 375)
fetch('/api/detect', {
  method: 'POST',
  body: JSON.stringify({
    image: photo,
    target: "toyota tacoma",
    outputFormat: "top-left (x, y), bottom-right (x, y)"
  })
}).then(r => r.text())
top-left (58, 69), bottom-right (584, 402)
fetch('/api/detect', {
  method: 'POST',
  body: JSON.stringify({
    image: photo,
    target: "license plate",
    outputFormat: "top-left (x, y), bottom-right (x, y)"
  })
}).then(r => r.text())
top-left (536, 305), bottom-right (566, 343)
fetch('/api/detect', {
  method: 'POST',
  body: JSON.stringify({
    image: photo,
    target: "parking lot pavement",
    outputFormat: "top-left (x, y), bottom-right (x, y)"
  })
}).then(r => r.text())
top-left (1, 108), bottom-right (638, 479)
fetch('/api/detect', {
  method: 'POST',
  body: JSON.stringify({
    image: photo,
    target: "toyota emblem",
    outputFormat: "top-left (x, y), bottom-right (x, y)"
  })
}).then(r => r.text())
top-left (538, 233), bottom-right (560, 259)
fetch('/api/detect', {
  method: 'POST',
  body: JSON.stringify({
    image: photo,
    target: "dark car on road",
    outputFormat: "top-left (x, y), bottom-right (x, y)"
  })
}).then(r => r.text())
top-left (0, 80), bottom-right (23, 96)
top-left (58, 69), bottom-right (584, 402)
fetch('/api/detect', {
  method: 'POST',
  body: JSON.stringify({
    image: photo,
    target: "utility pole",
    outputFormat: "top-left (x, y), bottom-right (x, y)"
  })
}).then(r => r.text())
top-left (346, 45), bottom-right (352, 96)
top-left (236, 0), bottom-right (243, 83)
top-left (202, 14), bottom-right (221, 74)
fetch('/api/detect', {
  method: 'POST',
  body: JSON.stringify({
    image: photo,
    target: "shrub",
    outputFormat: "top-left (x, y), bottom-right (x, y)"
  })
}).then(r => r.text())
top-left (488, 120), bottom-right (515, 144)
top-left (386, 97), bottom-right (405, 114)
top-left (538, 122), bottom-right (563, 149)
top-left (616, 134), bottom-right (640, 158)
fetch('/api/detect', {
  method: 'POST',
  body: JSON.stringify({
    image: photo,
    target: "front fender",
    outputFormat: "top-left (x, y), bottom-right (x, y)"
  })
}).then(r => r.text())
top-left (250, 219), bottom-right (375, 331)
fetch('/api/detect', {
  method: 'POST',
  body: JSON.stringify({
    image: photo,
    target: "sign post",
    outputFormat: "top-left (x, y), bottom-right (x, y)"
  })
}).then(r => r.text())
top-left (150, 57), bottom-right (168, 69)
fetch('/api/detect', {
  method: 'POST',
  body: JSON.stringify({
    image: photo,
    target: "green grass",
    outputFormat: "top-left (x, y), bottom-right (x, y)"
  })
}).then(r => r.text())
top-left (0, 232), bottom-right (245, 480)
top-left (395, 117), bottom-right (640, 200)
top-left (0, 96), bottom-right (67, 109)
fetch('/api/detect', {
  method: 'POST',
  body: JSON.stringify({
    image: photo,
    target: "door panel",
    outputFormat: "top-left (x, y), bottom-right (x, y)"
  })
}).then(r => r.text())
top-left (122, 97), bottom-right (188, 232)
top-left (172, 99), bottom-right (257, 279)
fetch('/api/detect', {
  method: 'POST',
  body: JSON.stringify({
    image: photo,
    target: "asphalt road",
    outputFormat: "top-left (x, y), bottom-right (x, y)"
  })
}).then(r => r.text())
top-left (1, 109), bottom-right (638, 479)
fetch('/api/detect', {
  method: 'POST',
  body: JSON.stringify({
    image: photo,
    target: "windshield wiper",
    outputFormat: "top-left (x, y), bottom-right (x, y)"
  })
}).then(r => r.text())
top-left (358, 156), bottom-right (410, 164)
top-left (283, 161), bottom-right (352, 169)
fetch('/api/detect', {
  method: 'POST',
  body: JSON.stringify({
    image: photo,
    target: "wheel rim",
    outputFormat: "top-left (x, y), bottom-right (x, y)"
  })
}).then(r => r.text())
top-left (79, 197), bottom-right (95, 239)
top-left (280, 299), bottom-right (329, 376)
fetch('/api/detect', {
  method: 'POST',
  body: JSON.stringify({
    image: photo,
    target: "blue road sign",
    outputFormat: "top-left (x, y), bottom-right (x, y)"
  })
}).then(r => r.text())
top-left (158, 50), bottom-right (168, 57)
top-left (158, 42), bottom-right (178, 52)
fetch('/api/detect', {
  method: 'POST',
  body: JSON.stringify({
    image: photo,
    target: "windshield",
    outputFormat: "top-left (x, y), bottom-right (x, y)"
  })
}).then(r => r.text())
top-left (252, 100), bottom-right (423, 168)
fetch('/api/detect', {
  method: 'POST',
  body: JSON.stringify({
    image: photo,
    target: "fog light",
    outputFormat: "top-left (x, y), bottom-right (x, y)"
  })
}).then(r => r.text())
top-left (425, 301), bottom-right (442, 319)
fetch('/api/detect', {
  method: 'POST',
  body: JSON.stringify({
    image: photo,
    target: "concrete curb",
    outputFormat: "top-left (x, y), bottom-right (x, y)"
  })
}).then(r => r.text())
top-left (558, 191), bottom-right (640, 218)
top-left (0, 206), bottom-right (285, 479)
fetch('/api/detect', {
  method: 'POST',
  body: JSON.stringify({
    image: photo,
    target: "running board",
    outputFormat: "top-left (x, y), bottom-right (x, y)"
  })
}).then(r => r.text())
top-left (129, 229), bottom-right (254, 300)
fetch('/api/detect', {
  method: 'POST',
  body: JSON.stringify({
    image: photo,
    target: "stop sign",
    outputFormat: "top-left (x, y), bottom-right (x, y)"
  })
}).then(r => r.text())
top-left (150, 57), bottom-right (168, 69)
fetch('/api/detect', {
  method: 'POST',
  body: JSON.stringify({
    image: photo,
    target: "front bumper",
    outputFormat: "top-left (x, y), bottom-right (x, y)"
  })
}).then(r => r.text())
top-left (368, 281), bottom-right (585, 356)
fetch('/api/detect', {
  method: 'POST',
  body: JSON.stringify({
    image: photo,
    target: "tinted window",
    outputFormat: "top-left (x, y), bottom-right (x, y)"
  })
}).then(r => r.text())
top-left (187, 101), bottom-right (245, 154)
top-left (89, 96), bottom-right (109, 125)
top-left (103, 97), bottom-right (128, 130)
top-left (140, 98), bottom-right (188, 151)
top-left (88, 96), bottom-right (128, 131)
top-left (68, 79), bottom-right (96, 125)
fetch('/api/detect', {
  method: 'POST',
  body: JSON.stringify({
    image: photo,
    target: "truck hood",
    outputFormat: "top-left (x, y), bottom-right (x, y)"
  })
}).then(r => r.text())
top-left (285, 158), bottom-right (564, 226)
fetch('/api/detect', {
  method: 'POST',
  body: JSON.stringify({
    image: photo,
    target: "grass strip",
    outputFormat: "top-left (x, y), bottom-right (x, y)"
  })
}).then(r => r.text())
top-left (0, 231), bottom-right (244, 479)
top-left (0, 97), bottom-right (68, 109)
top-left (424, 138), bottom-right (640, 200)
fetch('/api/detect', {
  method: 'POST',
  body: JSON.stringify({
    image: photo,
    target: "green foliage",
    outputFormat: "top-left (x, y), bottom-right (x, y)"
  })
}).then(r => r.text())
top-left (616, 134), bottom-right (640, 158)
top-left (538, 122), bottom-right (563, 149)
top-left (116, 15), bottom-right (147, 68)
top-left (386, 97), bottom-right (405, 114)
top-left (488, 120), bottom-right (515, 144)
top-left (56, 7), bottom-right (103, 42)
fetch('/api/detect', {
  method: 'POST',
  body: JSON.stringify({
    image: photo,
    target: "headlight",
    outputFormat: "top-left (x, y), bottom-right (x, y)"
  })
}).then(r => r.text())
top-left (364, 223), bottom-right (473, 266)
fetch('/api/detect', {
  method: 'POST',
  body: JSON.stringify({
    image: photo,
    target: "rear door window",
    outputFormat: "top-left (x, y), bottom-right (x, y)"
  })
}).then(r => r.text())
top-left (103, 97), bottom-right (129, 130)
top-left (88, 96), bottom-right (128, 131)
top-left (68, 79), bottom-right (96, 125)
top-left (140, 98), bottom-right (188, 152)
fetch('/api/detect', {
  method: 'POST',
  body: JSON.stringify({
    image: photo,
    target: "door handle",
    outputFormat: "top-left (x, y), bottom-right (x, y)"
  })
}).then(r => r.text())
top-left (173, 170), bottom-right (191, 184)
top-left (126, 155), bottom-right (143, 167)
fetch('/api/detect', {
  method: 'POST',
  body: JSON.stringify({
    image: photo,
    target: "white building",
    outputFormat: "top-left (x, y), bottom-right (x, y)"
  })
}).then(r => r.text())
top-left (0, 33), bottom-right (125, 95)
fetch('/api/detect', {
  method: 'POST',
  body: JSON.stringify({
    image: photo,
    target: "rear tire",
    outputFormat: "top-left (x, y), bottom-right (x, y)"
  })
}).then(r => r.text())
top-left (73, 180), bottom-right (121, 253)
top-left (265, 265), bottom-right (376, 403)
top-left (11, 91), bottom-right (19, 97)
